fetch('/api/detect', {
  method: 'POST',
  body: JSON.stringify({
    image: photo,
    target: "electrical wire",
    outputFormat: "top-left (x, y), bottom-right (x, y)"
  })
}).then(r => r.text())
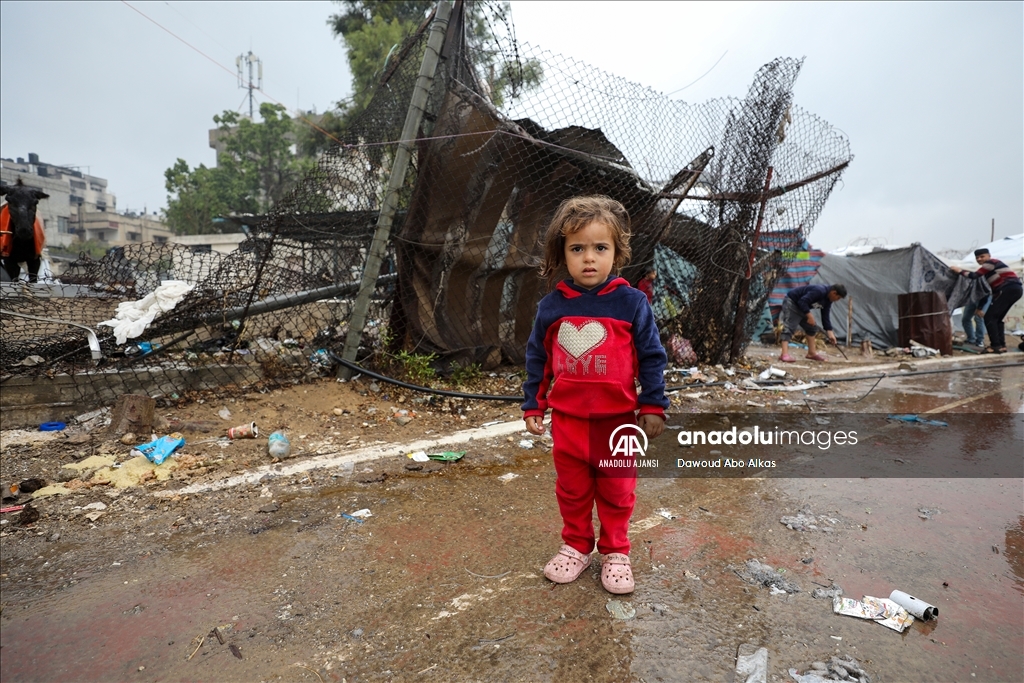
top-left (327, 355), bottom-right (1024, 403)
top-left (328, 352), bottom-right (522, 402)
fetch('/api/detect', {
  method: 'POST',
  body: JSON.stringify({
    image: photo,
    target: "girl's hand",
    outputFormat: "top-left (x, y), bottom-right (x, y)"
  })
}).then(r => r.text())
top-left (639, 414), bottom-right (665, 438)
top-left (524, 415), bottom-right (546, 435)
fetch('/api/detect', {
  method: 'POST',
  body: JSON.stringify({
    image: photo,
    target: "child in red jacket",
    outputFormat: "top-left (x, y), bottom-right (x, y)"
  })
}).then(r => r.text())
top-left (522, 196), bottom-right (668, 594)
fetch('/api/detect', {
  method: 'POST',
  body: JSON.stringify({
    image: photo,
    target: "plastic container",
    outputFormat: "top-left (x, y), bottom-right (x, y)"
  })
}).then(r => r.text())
top-left (268, 431), bottom-right (291, 458)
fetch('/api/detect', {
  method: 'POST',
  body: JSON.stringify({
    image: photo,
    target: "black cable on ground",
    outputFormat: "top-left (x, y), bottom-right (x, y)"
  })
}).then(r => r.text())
top-left (328, 352), bottom-right (523, 402)
top-left (330, 353), bottom-right (1024, 402)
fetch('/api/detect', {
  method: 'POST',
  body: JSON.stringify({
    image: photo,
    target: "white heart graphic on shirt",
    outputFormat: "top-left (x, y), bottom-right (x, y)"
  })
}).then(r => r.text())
top-left (557, 320), bottom-right (607, 359)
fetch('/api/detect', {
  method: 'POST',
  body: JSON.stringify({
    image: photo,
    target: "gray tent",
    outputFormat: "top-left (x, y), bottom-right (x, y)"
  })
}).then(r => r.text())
top-left (808, 244), bottom-right (981, 349)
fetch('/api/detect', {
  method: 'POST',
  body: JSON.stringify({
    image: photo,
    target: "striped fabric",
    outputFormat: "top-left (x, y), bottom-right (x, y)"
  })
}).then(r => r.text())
top-left (763, 236), bottom-right (825, 321)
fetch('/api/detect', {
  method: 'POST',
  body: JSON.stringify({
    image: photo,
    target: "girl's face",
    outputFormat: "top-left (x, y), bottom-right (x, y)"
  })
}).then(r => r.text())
top-left (564, 220), bottom-right (616, 289)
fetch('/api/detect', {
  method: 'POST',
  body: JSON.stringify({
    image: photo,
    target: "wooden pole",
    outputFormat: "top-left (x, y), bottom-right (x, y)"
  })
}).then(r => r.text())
top-left (339, 1), bottom-right (452, 377)
top-left (729, 166), bottom-right (773, 364)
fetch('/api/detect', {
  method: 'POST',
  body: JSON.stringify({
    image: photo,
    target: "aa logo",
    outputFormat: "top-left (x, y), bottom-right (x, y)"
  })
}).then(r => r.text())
top-left (608, 424), bottom-right (648, 458)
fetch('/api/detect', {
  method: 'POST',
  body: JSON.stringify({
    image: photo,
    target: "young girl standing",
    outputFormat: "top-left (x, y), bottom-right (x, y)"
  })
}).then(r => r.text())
top-left (522, 195), bottom-right (668, 594)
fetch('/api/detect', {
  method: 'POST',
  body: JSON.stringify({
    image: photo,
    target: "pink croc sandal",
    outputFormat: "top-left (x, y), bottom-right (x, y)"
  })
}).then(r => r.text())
top-left (601, 553), bottom-right (634, 594)
top-left (806, 352), bottom-right (828, 362)
top-left (544, 545), bottom-right (592, 584)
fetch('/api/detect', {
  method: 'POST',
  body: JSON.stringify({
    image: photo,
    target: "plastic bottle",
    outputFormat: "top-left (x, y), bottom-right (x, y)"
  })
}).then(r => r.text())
top-left (268, 431), bottom-right (291, 458)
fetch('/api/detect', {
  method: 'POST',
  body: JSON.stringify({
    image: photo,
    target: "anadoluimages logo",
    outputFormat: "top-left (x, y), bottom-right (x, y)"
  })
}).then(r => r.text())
top-left (608, 424), bottom-right (648, 458)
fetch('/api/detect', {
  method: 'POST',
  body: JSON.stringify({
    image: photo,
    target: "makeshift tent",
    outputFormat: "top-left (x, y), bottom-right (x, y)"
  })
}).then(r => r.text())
top-left (649, 244), bottom-right (698, 324)
top-left (808, 244), bottom-right (974, 349)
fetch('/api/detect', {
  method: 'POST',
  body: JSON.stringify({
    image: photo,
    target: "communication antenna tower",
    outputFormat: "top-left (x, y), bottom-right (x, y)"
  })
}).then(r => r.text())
top-left (236, 51), bottom-right (263, 119)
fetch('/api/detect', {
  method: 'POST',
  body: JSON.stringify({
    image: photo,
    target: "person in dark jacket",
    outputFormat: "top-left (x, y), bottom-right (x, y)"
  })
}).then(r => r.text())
top-left (951, 249), bottom-right (1022, 353)
top-left (778, 283), bottom-right (847, 362)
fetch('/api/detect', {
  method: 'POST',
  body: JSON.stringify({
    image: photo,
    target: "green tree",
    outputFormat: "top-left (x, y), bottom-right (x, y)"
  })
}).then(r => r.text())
top-left (165, 103), bottom-right (313, 234)
top-left (214, 102), bottom-right (313, 212)
top-left (164, 159), bottom-right (233, 235)
top-left (302, 1), bottom-right (542, 155)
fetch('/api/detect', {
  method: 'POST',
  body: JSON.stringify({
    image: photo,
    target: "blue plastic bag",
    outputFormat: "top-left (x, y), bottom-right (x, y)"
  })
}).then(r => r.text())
top-left (132, 433), bottom-right (186, 465)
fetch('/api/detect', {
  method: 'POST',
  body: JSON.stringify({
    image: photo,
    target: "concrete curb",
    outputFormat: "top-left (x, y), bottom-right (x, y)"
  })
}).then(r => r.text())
top-left (809, 353), bottom-right (1024, 379)
top-left (154, 419), bottom-right (530, 497)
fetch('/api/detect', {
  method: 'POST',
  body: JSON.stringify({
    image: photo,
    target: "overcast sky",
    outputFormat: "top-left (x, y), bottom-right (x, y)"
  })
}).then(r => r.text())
top-left (1, 1), bottom-right (1020, 254)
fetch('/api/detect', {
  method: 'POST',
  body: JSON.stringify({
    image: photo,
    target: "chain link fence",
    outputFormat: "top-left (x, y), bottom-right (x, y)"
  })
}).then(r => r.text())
top-left (1, 4), bottom-right (851, 422)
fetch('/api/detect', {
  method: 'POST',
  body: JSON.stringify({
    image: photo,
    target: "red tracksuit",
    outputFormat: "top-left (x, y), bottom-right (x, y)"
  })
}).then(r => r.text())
top-left (522, 277), bottom-right (669, 555)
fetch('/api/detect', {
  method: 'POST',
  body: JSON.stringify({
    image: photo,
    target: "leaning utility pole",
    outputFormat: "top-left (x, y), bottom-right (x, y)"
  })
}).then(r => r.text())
top-left (237, 51), bottom-right (263, 119)
top-left (339, 1), bottom-right (453, 376)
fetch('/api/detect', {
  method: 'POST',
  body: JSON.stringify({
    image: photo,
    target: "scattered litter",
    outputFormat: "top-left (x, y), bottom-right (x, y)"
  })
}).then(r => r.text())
top-left (745, 401), bottom-right (766, 407)
top-left (917, 507), bottom-right (940, 520)
top-left (605, 600), bottom-right (636, 620)
top-left (0, 505), bottom-right (26, 514)
top-left (758, 366), bottom-right (787, 380)
top-left (683, 570), bottom-right (700, 580)
top-left (654, 508), bottom-right (677, 520)
top-left (39, 421), bottom-right (66, 432)
top-left (518, 439), bottom-right (535, 449)
top-left (790, 654), bottom-right (873, 683)
top-left (217, 408), bottom-right (232, 421)
top-left (811, 582), bottom-right (843, 599)
top-left (428, 451), bottom-right (465, 462)
top-left (84, 511), bottom-right (106, 522)
top-left (349, 509), bottom-right (372, 518)
top-left (679, 392), bottom-right (710, 399)
top-left (228, 643), bottom-right (243, 660)
top-left (833, 595), bottom-right (914, 632)
top-left (733, 559), bottom-right (800, 594)
top-left (267, 431), bottom-right (291, 458)
top-left (734, 644), bottom-right (768, 683)
top-left (227, 422), bottom-right (258, 439)
top-left (497, 473), bottom-right (520, 483)
top-left (479, 420), bottom-right (503, 428)
top-left (258, 502), bottom-right (280, 513)
top-left (100, 279), bottom-right (194, 344)
top-left (889, 589), bottom-right (938, 620)
top-left (887, 414), bottom-right (948, 427)
top-left (132, 433), bottom-right (186, 465)
top-left (340, 514), bottom-right (364, 524)
top-left (909, 339), bottom-right (939, 357)
top-left (780, 508), bottom-right (839, 532)
top-left (407, 450), bottom-right (430, 462)
top-left (82, 502), bottom-right (107, 511)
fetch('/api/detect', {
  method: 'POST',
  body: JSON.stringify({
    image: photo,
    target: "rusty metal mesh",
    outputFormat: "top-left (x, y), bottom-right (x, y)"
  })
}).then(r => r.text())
top-left (1, 16), bottom-right (850, 417)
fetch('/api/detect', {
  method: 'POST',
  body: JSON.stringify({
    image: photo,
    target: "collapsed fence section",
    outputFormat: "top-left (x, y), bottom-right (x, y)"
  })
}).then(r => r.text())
top-left (0, 1), bottom-right (850, 424)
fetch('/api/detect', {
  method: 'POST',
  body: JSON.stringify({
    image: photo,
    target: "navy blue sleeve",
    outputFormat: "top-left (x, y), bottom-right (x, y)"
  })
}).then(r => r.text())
top-left (521, 299), bottom-right (552, 414)
top-left (795, 287), bottom-right (816, 314)
top-left (631, 294), bottom-right (669, 411)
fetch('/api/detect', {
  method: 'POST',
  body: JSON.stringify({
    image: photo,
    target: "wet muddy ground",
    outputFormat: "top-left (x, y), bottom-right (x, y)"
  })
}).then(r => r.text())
top-left (1, 351), bottom-right (1022, 682)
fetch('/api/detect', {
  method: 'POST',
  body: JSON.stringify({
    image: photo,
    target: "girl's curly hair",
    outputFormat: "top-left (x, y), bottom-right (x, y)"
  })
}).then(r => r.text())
top-left (539, 195), bottom-right (632, 286)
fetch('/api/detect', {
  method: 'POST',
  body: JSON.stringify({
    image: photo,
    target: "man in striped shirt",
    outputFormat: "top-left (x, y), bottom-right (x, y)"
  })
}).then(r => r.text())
top-left (951, 249), bottom-right (1023, 353)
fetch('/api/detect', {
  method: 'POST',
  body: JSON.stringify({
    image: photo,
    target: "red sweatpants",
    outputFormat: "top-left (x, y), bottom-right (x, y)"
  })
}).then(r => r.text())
top-left (551, 410), bottom-right (637, 556)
